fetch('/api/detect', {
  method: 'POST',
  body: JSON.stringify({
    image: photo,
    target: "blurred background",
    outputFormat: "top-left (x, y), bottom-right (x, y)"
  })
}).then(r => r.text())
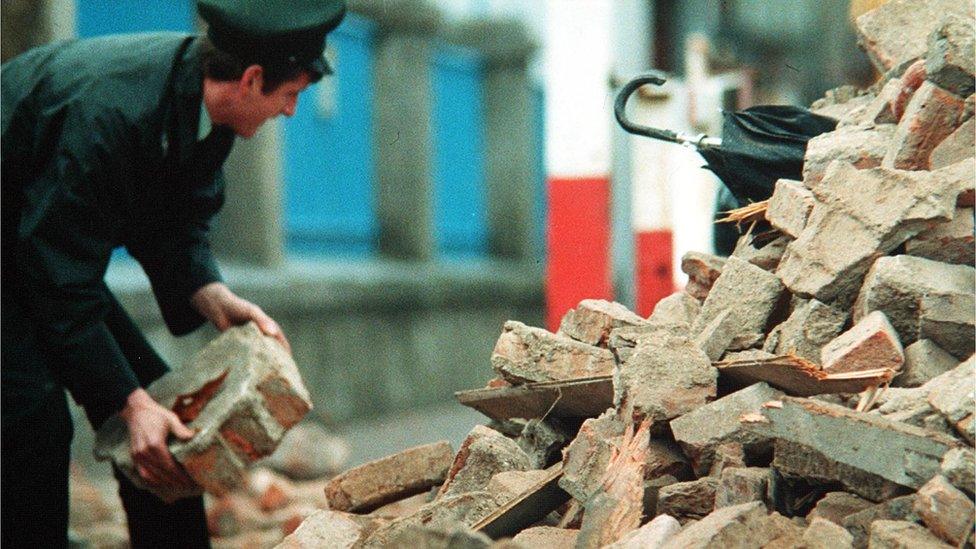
top-left (3, 0), bottom-right (878, 470)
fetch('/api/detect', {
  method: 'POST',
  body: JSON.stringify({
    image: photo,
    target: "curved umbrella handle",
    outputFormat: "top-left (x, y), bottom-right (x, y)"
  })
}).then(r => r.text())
top-left (613, 71), bottom-right (681, 144)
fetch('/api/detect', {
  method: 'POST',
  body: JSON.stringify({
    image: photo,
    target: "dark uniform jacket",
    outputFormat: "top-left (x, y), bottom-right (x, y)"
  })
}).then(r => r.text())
top-left (1, 33), bottom-right (231, 426)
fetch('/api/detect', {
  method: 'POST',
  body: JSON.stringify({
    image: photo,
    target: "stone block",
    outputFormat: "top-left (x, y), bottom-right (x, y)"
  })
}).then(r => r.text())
top-left (95, 323), bottom-right (312, 500)
top-left (670, 383), bottom-right (784, 476)
top-left (806, 492), bottom-right (874, 526)
top-left (803, 124), bottom-right (894, 187)
top-left (778, 163), bottom-right (960, 303)
top-left (692, 257), bottom-right (785, 353)
top-left (491, 321), bottom-right (615, 384)
top-left (930, 117), bottom-right (975, 169)
top-left (940, 447), bottom-right (975, 497)
top-left (884, 81), bottom-right (967, 170)
top-left (559, 409), bottom-right (625, 502)
top-left (656, 477), bottom-right (719, 523)
top-left (714, 467), bottom-right (771, 509)
top-left (763, 299), bottom-right (848, 363)
top-left (905, 208), bottom-right (975, 266)
top-left (558, 299), bottom-right (646, 348)
top-left (894, 339), bottom-right (959, 387)
top-left (765, 179), bottom-right (815, 238)
top-left (925, 14), bottom-right (976, 97)
top-left (661, 501), bottom-right (771, 548)
top-left (681, 252), bottom-right (726, 302)
top-left (926, 356), bottom-right (975, 444)
top-left (820, 311), bottom-right (904, 375)
top-left (614, 330), bottom-right (716, 427)
top-left (438, 425), bottom-right (531, 499)
top-left (604, 514), bottom-right (680, 549)
top-left (914, 475), bottom-right (975, 545)
top-left (511, 526), bottom-right (578, 548)
top-left (853, 255), bottom-right (974, 352)
top-left (649, 292), bottom-right (701, 326)
top-left (324, 441), bottom-right (453, 513)
top-left (854, 0), bottom-right (973, 73)
top-left (869, 520), bottom-right (955, 549)
top-left (802, 518), bottom-right (854, 549)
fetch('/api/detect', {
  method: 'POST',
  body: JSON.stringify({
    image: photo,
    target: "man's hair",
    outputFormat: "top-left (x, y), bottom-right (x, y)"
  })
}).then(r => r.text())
top-left (199, 36), bottom-right (307, 94)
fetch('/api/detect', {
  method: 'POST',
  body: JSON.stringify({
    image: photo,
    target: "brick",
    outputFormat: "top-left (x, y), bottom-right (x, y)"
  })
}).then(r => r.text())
top-left (870, 520), bottom-right (955, 549)
top-left (930, 117), bottom-right (975, 169)
top-left (324, 441), bottom-right (453, 513)
top-left (906, 207), bottom-right (975, 266)
top-left (438, 425), bottom-right (531, 499)
top-left (854, 0), bottom-right (973, 73)
top-left (918, 292), bottom-right (976, 359)
top-left (558, 299), bottom-right (646, 348)
top-left (926, 356), bottom-right (975, 444)
top-left (603, 514), bottom-right (679, 549)
top-left (842, 495), bottom-right (920, 549)
top-left (379, 525), bottom-right (492, 548)
top-left (656, 477), bottom-right (719, 523)
top-left (940, 447), bottom-right (975, 497)
top-left (95, 323), bottom-right (311, 500)
top-left (894, 339), bottom-right (958, 387)
top-left (778, 162), bottom-right (959, 303)
top-left (884, 81), bottom-right (967, 170)
top-left (802, 518), bottom-right (854, 549)
top-left (276, 509), bottom-right (378, 549)
top-left (765, 179), bottom-right (814, 238)
top-left (854, 255), bottom-right (974, 354)
top-left (681, 251), bottom-right (726, 302)
top-left (559, 409), bottom-right (625, 501)
top-left (807, 492), bottom-right (874, 526)
top-left (841, 78), bottom-right (901, 126)
top-left (692, 257), bottom-right (785, 353)
top-left (614, 330), bottom-right (716, 427)
top-left (913, 475), bottom-right (975, 545)
top-left (671, 383), bottom-right (784, 476)
top-left (491, 321), bottom-right (615, 384)
top-left (361, 491), bottom-right (503, 548)
top-left (663, 501), bottom-right (771, 548)
top-left (803, 124), bottom-right (894, 187)
top-left (925, 14), bottom-right (976, 97)
top-left (649, 292), bottom-right (700, 326)
top-left (763, 299), bottom-right (848, 363)
top-left (820, 311), bottom-right (904, 375)
top-left (749, 397), bottom-right (961, 497)
top-left (714, 467), bottom-right (771, 509)
top-left (511, 526), bottom-right (578, 548)
top-left (810, 85), bottom-right (873, 120)
top-left (484, 469), bottom-right (550, 501)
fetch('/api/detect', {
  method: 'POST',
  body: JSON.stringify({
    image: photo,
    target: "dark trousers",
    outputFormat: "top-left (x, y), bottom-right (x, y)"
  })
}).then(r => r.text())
top-left (1, 288), bottom-right (211, 548)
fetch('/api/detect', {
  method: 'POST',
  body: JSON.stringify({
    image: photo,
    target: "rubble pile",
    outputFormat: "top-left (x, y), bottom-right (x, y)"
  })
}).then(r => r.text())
top-left (278, 2), bottom-right (975, 547)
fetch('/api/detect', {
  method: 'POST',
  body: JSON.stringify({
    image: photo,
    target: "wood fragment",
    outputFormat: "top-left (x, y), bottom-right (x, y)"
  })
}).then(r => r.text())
top-left (455, 376), bottom-right (613, 422)
top-left (716, 200), bottom-right (769, 226)
top-left (715, 354), bottom-right (896, 397)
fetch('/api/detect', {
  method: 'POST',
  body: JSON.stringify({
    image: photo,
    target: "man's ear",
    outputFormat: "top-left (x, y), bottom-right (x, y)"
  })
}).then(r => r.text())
top-left (239, 65), bottom-right (265, 96)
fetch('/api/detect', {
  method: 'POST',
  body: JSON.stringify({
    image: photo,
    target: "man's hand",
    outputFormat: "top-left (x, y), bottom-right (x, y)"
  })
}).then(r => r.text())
top-left (120, 388), bottom-right (197, 496)
top-left (191, 282), bottom-right (291, 354)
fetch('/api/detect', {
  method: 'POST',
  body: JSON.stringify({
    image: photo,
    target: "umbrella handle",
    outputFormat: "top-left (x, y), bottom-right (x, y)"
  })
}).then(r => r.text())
top-left (613, 72), bottom-right (720, 148)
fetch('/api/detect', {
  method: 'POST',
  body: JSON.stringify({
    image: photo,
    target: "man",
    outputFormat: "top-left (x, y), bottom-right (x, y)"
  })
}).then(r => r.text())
top-left (1, 1), bottom-right (346, 546)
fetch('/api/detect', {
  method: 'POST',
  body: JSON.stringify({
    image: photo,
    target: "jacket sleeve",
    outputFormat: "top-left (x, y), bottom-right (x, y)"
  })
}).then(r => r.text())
top-left (16, 107), bottom-right (140, 413)
top-left (125, 169), bottom-right (224, 336)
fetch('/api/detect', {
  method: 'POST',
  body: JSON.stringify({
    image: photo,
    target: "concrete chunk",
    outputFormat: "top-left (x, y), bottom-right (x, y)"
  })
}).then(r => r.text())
top-left (820, 311), bottom-right (904, 375)
top-left (842, 495), bottom-right (920, 549)
top-left (649, 292), bottom-right (701, 326)
top-left (324, 441), bottom-right (453, 513)
top-left (681, 252), bottom-right (726, 302)
top-left (802, 518), bottom-right (854, 549)
top-left (806, 492), bottom-right (874, 525)
top-left (438, 425), bottom-right (531, 499)
top-left (765, 179), bottom-right (815, 238)
top-left (854, 0), bottom-right (973, 73)
top-left (895, 339), bottom-right (959, 388)
top-left (660, 501), bottom-right (769, 549)
top-left (484, 469), bottom-right (551, 501)
top-left (361, 491), bottom-right (503, 548)
top-left (609, 320), bottom-right (691, 365)
top-left (731, 234), bottom-right (791, 273)
top-left (275, 509), bottom-right (375, 549)
top-left (656, 477), bottom-right (719, 523)
top-left (511, 526), bottom-right (578, 548)
top-left (905, 207), bottom-right (975, 266)
top-left (763, 299), bottom-right (848, 363)
top-left (692, 257), bottom-right (785, 353)
top-left (380, 525), bottom-right (492, 548)
top-left (604, 514), bottom-right (680, 549)
top-left (869, 520), bottom-right (954, 549)
top-left (670, 383), bottom-right (785, 476)
top-left (491, 321), bottom-right (615, 384)
top-left (884, 81), bottom-right (967, 170)
top-left (918, 292), bottom-right (976, 359)
top-left (913, 475), bottom-right (975, 546)
top-left (925, 14), bottom-right (976, 97)
top-left (930, 117), bottom-right (975, 170)
top-left (614, 330), bottom-right (716, 427)
top-left (773, 439), bottom-right (909, 502)
top-left (558, 409), bottom-right (625, 502)
top-left (95, 323), bottom-right (311, 500)
top-left (803, 125), bottom-right (894, 187)
top-left (940, 447), bottom-right (975, 497)
top-left (853, 255), bottom-right (974, 354)
top-left (926, 356), bottom-right (975, 444)
top-left (714, 467), bottom-right (771, 509)
top-left (558, 299), bottom-right (646, 348)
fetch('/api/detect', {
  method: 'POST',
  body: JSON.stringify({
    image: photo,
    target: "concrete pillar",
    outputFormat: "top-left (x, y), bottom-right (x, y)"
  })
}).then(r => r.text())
top-left (213, 120), bottom-right (286, 267)
top-left (2, 0), bottom-right (75, 61)
top-left (450, 19), bottom-right (539, 261)
top-left (351, 0), bottom-right (441, 261)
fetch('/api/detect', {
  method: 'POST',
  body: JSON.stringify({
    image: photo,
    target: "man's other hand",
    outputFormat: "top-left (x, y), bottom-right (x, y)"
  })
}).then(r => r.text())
top-left (120, 388), bottom-right (197, 499)
top-left (190, 282), bottom-right (291, 354)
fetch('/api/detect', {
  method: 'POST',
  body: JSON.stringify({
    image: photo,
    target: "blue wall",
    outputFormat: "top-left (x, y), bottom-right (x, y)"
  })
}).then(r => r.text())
top-left (77, 0), bottom-right (194, 36)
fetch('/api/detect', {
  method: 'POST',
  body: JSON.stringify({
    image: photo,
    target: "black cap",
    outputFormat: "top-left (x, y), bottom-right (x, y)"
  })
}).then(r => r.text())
top-left (198, 0), bottom-right (346, 81)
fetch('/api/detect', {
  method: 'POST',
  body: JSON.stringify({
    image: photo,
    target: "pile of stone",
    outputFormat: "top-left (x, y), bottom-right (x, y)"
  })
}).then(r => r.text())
top-left (279, 1), bottom-right (975, 547)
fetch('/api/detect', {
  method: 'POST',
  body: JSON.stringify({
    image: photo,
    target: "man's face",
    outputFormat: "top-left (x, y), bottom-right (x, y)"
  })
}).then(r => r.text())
top-left (232, 69), bottom-right (312, 138)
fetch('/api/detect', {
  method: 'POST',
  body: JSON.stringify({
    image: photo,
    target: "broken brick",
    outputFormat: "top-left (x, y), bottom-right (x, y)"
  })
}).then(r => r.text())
top-left (648, 292), bottom-right (701, 326)
top-left (913, 475), bottom-right (975, 546)
top-left (681, 252), bottom-right (726, 302)
top-left (940, 447), bottom-right (975, 497)
top-left (656, 477), bottom-right (719, 523)
top-left (714, 467), bottom-right (771, 509)
top-left (663, 501), bottom-right (771, 548)
top-left (883, 81), bottom-right (966, 170)
top-left (763, 299), bottom-right (848, 363)
top-left (511, 526), bottom-right (578, 548)
top-left (557, 299), bottom-right (646, 348)
top-left (491, 321), bottom-right (615, 384)
top-left (929, 117), bottom-right (975, 169)
top-left (603, 514), bottom-right (679, 549)
top-left (802, 518), bottom-right (854, 549)
top-left (765, 179), bottom-right (815, 238)
top-left (842, 495), bottom-right (921, 549)
top-left (275, 509), bottom-right (379, 549)
top-left (438, 425), bottom-right (531, 499)
top-left (925, 14), bottom-right (976, 97)
top-left (855, 0), bottom-right (973, 73)
top-left (918, 292), bottom-right (976, 359)
top-left (894, 339), bottom-right (959, 387)
top-left (905, 208), bottom-right (975, 266)
top-left (803, 125), bottom-right (894, 187)
top-left (869, 520), bottom-right (954, 549)
top-left (806, 491), bottom-right (874, 526)
top-left (559, 409), bottom-right (625, 502)
top-left (926, 355), bottom-right (975, 444)
top-left (820, 311), bottom-right (904, 375)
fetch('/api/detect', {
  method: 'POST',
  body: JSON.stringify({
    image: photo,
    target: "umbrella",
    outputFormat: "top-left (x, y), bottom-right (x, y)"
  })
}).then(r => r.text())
top-left (614, 72), bottom-right (838, 206)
